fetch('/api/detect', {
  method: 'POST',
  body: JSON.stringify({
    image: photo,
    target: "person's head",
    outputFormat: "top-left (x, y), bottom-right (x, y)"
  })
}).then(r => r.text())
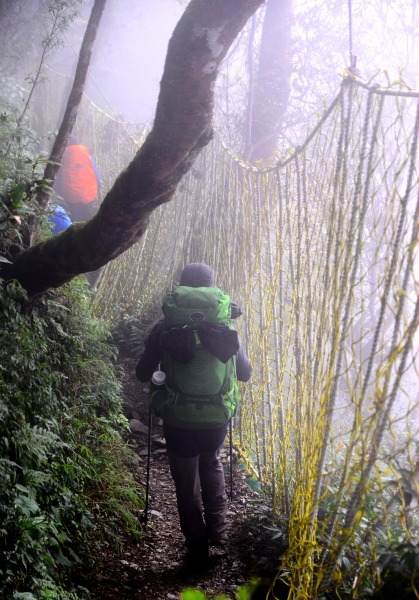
top-left (67, 134), bottom-right (80, 146)
top-left (179, 263), bottom-right (214, 288)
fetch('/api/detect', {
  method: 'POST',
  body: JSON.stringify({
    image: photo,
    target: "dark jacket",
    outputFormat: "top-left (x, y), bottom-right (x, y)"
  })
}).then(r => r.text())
top-left (136, 262), bottom-right (252, 384)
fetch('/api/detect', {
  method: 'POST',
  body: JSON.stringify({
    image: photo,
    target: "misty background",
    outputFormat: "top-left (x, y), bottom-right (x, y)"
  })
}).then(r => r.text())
top-left (2, 0), bottom-right (418, 146)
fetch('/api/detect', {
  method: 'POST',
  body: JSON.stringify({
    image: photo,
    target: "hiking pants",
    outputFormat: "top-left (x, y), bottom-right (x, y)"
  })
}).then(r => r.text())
top-left (164, 422), bottom-right (228, 545)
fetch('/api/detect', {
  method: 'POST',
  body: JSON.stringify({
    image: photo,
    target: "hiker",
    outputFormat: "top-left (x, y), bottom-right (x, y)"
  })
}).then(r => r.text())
top-left (136, 262), bottom-right (251, 568)
top-left (54, 135), bottom-right (102, 223)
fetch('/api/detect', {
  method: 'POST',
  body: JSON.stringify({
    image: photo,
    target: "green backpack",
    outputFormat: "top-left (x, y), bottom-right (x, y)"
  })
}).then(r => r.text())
top-left (149, 286), bottom-right (239, 429)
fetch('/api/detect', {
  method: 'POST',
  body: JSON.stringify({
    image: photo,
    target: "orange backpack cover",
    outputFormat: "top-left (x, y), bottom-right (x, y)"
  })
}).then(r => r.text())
top-left (60, 144), bottom-right (97, 204)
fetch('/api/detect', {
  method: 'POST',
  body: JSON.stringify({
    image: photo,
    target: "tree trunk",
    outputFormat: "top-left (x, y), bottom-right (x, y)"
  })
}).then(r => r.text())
top-left (248, 0), bottom-right (295, 163)
top-left (243, 14), bottom-right (257, 161)
top-left (2, 0), bottom-right (265, 295)
top-left (54, 58), bottom-right (78, 145)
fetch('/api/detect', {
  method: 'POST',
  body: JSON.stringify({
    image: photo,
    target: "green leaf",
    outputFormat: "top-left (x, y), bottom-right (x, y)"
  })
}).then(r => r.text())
top-left (43, 554), bottom-right (56, 568)
top-left (237, 587), bottom-right (250, 600)
top-left (10, 183), bottom-right (26, 208)
top-left (181, 589), bottom-right (207, 600)
top-left (15, 494), bottom-right (39, 516)
top-left (15, 484), bottom-right (30, 493)
top-left (246, 476), bottom-right (261, 492)
top-left (68, 547), bottom-right (82, 564)
top-left (55, 551), bottom-right (73, 567)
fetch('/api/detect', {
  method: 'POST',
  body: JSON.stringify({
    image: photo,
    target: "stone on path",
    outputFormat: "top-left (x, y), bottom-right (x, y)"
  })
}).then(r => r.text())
top-left (129, 418), bottom-right (149, 434)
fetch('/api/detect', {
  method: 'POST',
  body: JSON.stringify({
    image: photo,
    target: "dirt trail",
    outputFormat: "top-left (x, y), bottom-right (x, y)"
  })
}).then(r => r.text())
top-left (88, 359), bottom-right (263, 600)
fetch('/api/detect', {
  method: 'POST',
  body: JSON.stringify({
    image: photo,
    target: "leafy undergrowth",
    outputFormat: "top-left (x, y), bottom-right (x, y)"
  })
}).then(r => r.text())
top-left (0, 278), bottom-right (143, 599)
top-left (180, 583), bottom-right (258, 600)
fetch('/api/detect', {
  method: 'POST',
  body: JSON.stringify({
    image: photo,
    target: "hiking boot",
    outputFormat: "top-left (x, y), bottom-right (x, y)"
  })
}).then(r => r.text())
top-left (209, 533), bottom-right (229, 547)
top-left (185, 538), bottom-right (209, 572)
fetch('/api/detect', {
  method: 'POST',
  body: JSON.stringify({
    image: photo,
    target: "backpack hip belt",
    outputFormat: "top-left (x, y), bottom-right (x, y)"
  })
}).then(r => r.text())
top-left (163, 383), bottom-right (237, 408)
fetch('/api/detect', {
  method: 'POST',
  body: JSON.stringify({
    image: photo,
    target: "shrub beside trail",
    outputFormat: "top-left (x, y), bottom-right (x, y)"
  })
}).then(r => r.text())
top-left (0, 277), bottom-right (143, 600)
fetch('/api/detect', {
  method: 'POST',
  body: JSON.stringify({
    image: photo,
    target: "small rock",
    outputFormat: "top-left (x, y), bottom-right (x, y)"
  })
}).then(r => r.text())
top-left (129, 419), bottom-right (149, 434)
top-left (167, 594), bottom-right (177, 599)
top-left (152, 435), bottom-right (166, 445)
top-left (150, 509), bottom-right (163, 518)
top-left (143, 387), bottom-right (149, 393)
top-left (154, 448), bottom-right (166, 453)
top-left (137, 448), bottom-right (149, 456)
top-left (132, 410), bottom-right (142, 420)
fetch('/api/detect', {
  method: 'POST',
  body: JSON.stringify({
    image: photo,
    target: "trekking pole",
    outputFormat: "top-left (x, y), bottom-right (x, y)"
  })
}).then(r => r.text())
top-left (143, 404), bottom-right (153, 526)
top-left (229, 418), bottom-right (234, 500)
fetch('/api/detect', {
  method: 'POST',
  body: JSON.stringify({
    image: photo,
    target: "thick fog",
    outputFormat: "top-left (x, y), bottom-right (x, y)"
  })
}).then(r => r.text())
top-left (50, 0), bottom-right (185, 123)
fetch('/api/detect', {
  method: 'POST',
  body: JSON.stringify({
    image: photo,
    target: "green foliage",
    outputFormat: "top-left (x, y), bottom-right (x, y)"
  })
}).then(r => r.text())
top-left (0, 96), bottom-right (41, 181)
top-left (181, 590), bottom-right (207, 600)
top-left (0, 277), bottom-right (143, 599)
top-left (110, 299), bottom-right (162, 358)
top-left (18, 0), bottom-right (82, 127)
top-left (180, 581), bottom-right (259, 600)
top-left (242, 502), bottom-right (288, 574)
top-left (0, 94), bottom-right (48, 261)
top-left (371, 541), bottom-right (419, 598)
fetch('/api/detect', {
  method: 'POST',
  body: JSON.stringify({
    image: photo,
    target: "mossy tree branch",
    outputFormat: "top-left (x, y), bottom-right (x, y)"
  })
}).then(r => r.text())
top-left (3, 0), bottom-right (265, 295)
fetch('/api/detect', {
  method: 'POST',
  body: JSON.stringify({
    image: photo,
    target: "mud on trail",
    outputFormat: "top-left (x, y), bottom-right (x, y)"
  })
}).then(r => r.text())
top-left (84, 359), bottom-right (264, 600)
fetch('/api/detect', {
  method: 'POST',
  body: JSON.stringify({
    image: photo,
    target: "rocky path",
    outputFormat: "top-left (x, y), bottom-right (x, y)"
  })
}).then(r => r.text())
top-left (88, 359), bottom-right (264, 600)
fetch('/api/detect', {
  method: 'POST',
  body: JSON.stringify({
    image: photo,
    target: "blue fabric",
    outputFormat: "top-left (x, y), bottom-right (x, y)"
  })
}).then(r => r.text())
top-left (49, 206), bottom-right (72, 233)
top-left (89, 156), bottom-right (103, 187)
